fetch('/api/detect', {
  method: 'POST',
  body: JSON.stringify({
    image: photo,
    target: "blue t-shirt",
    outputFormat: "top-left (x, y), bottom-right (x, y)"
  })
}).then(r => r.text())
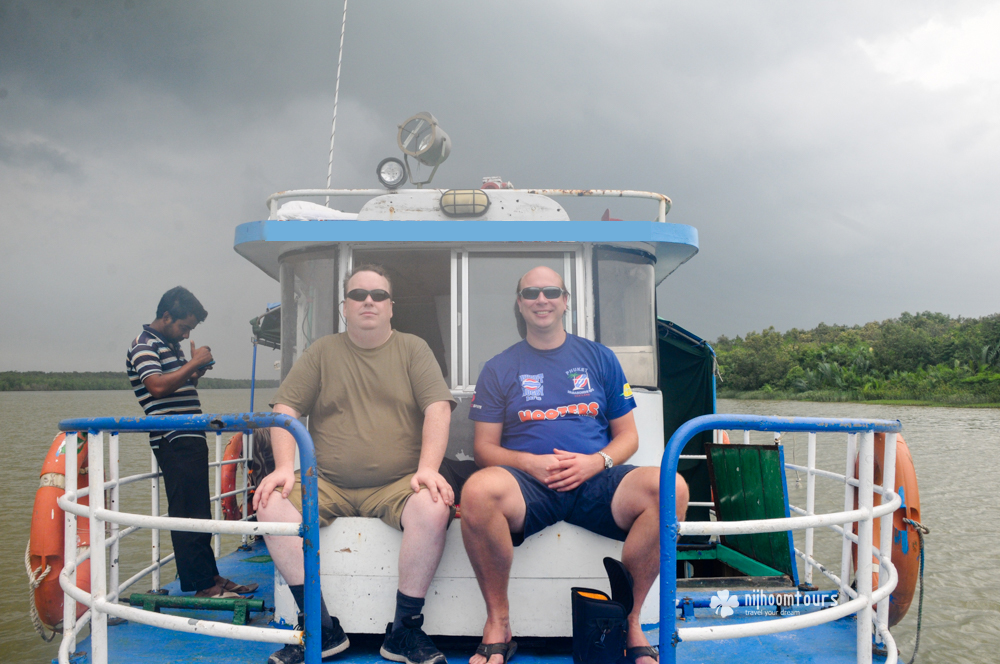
top-left (469, 334), bottom-right (636, 455)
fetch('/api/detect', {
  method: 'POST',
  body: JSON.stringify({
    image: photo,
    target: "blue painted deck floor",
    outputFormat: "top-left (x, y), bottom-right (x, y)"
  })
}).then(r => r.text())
top-left (70, 541), bottom-right (886, 664)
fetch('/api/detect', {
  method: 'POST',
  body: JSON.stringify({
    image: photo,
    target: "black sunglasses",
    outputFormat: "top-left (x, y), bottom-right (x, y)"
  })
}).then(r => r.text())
top-left (346, 288), bottom-right (392, 302)
top-left (518, 286), bottom-right (566, 300)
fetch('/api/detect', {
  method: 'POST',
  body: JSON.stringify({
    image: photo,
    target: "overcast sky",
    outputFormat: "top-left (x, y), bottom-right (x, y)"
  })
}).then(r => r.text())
top-left (2, 1), bottom-right (998, 378)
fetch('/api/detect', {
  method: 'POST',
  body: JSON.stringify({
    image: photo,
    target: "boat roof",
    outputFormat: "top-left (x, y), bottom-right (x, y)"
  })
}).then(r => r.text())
top-left (234, 189), bottom-right (699, 284)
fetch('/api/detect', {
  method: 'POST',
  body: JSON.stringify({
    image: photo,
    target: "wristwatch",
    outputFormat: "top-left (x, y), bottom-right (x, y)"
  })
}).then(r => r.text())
top-left (598, 451), bottom-right (614, 470)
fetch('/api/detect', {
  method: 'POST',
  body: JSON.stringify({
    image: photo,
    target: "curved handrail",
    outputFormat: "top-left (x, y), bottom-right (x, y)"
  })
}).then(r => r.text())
top-left (658, 415), bottom-right (902, 664)
top-left (264, 187), bottom-right (672, 222)
top-left (58, 413), bottom-right (324, 664)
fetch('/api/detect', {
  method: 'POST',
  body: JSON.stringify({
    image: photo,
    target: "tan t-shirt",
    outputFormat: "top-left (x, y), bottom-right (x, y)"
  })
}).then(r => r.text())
top-left (273, 331), bottom-right (455, 489)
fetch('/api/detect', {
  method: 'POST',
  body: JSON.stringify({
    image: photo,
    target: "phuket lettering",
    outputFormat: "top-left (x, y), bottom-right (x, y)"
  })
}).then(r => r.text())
top-left (518, 402), bottom-right (600, 422)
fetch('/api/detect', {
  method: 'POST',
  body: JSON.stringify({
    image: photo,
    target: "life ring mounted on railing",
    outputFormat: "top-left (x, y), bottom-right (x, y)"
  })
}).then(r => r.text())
top-left (27, 432), bottom-right (92, 639)
top-left (221, 432), bottom-right (255, 521)
top-left (853, 432), bottom-right (922, 628)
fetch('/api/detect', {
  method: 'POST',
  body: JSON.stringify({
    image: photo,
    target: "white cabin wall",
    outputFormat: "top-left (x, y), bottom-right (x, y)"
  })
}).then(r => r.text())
top-left (628, 389), bottom-right (665, 467)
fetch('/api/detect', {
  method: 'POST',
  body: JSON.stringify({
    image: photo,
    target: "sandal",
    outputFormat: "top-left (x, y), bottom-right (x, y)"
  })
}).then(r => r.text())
top-left (475, 640), bottom-right (518, 664)
top-left (194, 585), bottom-right (242, 599)
top-left (624, 646), bottom-right (658, 663)
top-left (217, 577), bottom-right (258, 594)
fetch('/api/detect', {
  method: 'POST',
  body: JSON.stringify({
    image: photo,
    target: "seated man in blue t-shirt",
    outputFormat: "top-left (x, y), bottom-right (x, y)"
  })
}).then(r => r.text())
top-left (461, 266), bottom-right (689, 664)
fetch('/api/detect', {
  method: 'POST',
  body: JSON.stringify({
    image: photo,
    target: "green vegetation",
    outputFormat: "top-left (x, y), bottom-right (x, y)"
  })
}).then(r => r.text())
top-left (714, 311), bottom-right (1000, 406)
top-left (0, 371), bottom-right (278, 391)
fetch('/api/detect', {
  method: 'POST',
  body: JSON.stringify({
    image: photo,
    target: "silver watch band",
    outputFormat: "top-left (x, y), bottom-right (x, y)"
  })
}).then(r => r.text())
top-left (598, 451), bottom-right (613, 470)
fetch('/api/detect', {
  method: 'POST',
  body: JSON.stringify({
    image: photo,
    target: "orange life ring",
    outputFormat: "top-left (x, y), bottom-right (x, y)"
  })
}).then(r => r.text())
top-left (853, 432), bottom-right (921, 627)
top-left (221, 433), bottom-right (253, 520)
top-left (28, 432), bottom-right (92, 631)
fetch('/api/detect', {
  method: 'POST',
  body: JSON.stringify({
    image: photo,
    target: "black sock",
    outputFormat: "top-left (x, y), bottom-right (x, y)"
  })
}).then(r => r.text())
top-left (393, 590), bottom-right (425, 632)
top-left (290, 584), bottom-right (334, 631)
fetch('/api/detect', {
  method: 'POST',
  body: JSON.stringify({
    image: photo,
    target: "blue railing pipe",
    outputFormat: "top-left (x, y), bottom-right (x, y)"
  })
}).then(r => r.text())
top-left (657, 414), bottom-right (902, 664)
top-left (250, 340), bottom-right (259, 411)
top-left (59, 413), bottom-right (323, 664)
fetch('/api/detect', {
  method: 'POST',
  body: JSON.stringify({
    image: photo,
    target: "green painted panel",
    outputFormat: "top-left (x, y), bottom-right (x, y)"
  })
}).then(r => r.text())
top-left (715, 544), bottom-right (784, 577)
top-left (738, 447), bottom-right (777, 566)
top-left (676, 548), bottom-right (719, 561)
top-left (706, 443), bottom-right (797, 582)
top-left (712, 447), bottom-right (751, 555)
top-left (759, 447), bottom-right (797, 578)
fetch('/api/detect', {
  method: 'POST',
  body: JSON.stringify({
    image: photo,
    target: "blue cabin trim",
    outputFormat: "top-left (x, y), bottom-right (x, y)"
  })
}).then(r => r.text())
top-left (235, 219), bottom-right (698, 245)
top-left (234, 219), bottom-right (699, 283)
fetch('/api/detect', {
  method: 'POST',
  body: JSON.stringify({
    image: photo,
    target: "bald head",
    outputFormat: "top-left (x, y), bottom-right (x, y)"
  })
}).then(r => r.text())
top-left (516, 266), bottom-right (567, 294)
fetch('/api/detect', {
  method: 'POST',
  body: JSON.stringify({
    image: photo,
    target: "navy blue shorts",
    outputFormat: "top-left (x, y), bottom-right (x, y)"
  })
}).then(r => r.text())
top-left (501, 464), bottom-right (638, 546)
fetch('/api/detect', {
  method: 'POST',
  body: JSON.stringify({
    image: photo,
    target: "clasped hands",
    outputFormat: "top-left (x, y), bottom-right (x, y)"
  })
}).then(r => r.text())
top-left (527, 449), bottom-right (605, 492)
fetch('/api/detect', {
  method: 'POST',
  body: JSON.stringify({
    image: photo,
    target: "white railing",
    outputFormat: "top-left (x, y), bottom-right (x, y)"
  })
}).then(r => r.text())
top-left (660, 416), bottom-right (904, 664)
top-left (54, 413), bottom-right (326, 664)
top-left (264, 188), bottom-right (673, 222)
top-left (52, 412), bottom-right (903, 664)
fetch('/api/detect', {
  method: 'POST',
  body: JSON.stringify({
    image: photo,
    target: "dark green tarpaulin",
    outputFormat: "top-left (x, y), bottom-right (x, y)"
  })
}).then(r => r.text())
top-left (658, 319), bottom-right (716, 539)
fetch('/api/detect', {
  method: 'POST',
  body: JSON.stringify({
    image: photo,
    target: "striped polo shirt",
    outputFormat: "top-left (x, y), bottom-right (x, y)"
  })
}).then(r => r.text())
top-left (126, 325), bottom-right (202, 447)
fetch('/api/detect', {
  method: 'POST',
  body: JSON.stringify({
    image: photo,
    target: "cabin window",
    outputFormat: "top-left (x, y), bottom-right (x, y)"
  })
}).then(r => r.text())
top-left (318, 246), bottom-right (580, 393)
top-left (279, 248), bottom-right (338, 379)
top-left (350, 249), bottom-right (452, 380)
top-left (463, 251), bottom-right (577, 387)
top-left (593, 247), bottom-right (657, 388)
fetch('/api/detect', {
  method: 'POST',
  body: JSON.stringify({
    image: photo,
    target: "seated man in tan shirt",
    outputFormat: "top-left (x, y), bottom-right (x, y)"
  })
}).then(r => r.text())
top-left (254, 264), bottom-right (456, 664)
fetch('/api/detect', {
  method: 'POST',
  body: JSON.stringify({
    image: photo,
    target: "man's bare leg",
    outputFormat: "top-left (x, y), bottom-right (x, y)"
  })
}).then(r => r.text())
top-left (612, 469), bottom-right (689, 664)
top-left (460, 468), bottom-right (527, 664)
top-left (398, 488), bottom-right (452, 597)
top-left (256, 493), bottom-right (305, 584)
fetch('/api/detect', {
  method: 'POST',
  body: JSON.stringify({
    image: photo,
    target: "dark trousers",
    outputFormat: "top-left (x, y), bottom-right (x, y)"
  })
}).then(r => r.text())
top-left (153, 434), bottom-right (219, 592)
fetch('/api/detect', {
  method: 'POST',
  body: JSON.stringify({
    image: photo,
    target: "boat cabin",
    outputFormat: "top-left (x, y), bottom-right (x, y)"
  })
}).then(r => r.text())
top-left (234, 185), bottom-right (701, 634)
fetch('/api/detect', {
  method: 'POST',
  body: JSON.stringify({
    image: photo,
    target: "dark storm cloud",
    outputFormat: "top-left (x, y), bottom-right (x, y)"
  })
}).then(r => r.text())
top-left (1, 0), bottom-right (998, 375)
top-left (0, 132), bottom-right (81, 174)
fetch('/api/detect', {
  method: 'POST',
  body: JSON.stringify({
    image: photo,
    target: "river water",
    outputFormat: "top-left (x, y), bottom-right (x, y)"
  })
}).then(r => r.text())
top-left (0, 393), bottom-right (995, 663)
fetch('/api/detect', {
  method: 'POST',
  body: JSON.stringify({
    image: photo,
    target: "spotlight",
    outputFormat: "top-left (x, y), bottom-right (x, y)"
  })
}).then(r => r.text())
top-left (376, 157), bottom-right (407, 189)
top-left (397, 112), bottom-right (451, 186)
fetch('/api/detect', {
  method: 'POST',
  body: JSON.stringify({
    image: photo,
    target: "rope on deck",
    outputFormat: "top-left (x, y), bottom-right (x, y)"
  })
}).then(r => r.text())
top-left (25, 541), bottom-right (56, 642)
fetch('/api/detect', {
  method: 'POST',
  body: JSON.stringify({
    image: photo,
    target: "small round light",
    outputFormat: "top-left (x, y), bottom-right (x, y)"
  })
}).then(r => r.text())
top-left (376, 157), bottom-right (407, 189)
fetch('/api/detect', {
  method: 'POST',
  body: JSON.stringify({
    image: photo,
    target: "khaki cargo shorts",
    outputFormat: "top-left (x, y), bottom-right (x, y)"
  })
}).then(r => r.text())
top-left (283, 472), bottom-right (419, 530)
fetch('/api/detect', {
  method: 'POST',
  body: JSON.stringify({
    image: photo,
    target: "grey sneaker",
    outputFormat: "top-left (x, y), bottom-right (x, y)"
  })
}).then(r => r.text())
top-left (380, 615), bottom-right (447, 664)
top-left (268, 618), bottom-right (349, 664)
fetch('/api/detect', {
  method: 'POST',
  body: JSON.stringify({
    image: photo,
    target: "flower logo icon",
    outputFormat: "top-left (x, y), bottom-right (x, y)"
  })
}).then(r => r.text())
top-left (710, 589), bottom-right (739, 617)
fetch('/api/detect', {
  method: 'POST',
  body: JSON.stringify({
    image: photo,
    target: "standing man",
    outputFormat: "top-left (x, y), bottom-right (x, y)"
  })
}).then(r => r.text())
top-left (126, 286), bottom-right (257, 599)
top-left (254, 264), bottom-right (456, 664)
top-left (460, 266), bottom-right (689, 664)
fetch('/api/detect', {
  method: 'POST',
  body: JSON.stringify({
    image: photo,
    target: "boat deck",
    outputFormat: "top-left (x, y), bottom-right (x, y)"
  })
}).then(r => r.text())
top-left (69, 541), bottom-right (886, 664)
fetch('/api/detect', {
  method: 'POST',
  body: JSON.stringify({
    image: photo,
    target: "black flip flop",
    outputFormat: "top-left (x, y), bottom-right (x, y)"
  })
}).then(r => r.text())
top-left (475, 640), bottom-right (518, 664)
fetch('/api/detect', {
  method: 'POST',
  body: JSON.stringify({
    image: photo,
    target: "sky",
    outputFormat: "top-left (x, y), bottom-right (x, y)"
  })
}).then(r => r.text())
top-left (2, 1), bottom-right (998, 378)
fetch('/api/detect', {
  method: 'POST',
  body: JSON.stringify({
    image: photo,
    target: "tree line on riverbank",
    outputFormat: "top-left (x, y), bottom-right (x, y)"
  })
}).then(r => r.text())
top-left (0, 371), bottom-right (279, 391)
top-left (714, 311), bottom-right (1000, 405)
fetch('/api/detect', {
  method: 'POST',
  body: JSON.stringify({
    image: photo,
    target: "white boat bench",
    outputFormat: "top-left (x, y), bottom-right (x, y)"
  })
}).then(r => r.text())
top-left (273, 518), bottom-right (661, 637)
